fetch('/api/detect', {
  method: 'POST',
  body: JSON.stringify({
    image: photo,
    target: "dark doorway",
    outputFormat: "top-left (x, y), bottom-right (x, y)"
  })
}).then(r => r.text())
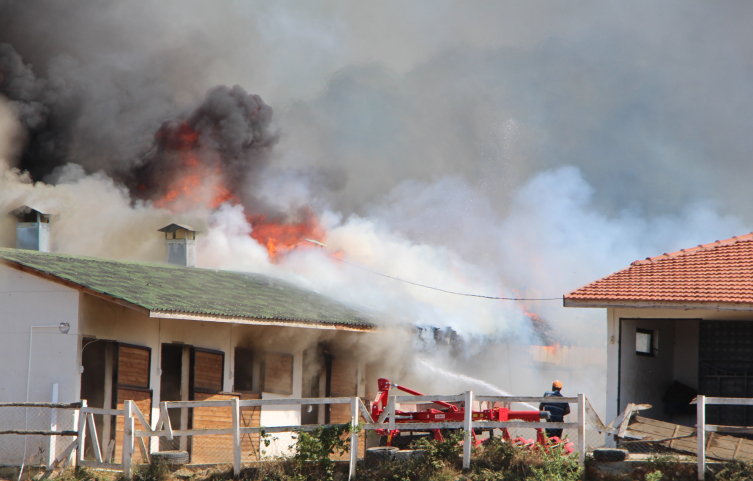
top-left (234, 347), bottom-right (255, 392)
top-left (160, 344), bottom-right (184, 450)
top-left (301, 347), bottom-right (323, 424)
top-left (699, 321), bottom-right (753, 426)
top-left (80, 338), bottom-right (110, 459)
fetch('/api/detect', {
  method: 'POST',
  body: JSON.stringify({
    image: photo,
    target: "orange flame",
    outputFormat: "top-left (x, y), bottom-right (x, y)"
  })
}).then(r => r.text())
top-left (152, 122), bottom-right (238, 212)
top-left (151, 122), bottom-right (327, 261)
top-left (154, 157), bottom-right (237, 211)
top-left (247, 207), bottom-right (325, 262)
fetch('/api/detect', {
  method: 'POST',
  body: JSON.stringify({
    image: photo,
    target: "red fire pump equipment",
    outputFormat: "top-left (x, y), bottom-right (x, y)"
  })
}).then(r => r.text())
top-left (371, 378), bottom-right (574, 453)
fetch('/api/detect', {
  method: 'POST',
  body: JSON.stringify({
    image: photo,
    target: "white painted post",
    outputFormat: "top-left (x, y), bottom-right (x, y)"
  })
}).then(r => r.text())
top-left (231, 397), bottom-right (241, 477)
top-left (697, 395), bottom-right (705, 481)
top-left (349, 397), bottom-right (358, 481)
top-left (70, 404), bottom-right (81, 468)
top-left (123, 400), bottom-right (134, 480)
top-left (48, 383), bottom-right (59, 468)
top-left (387, 396), bottom-right (396, 433)
top-left (77, 400), bottom-right (87, 463)
top-left (463, 391), bottom-right (473, 471)
top-left (578, 393), bottom-right (586, 469)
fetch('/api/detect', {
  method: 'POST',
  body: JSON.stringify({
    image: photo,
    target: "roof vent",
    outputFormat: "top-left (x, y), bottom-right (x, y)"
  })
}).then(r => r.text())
top-left (11, 206), bottom-right (50, 252)
top-left (158, 223), bottom-right (197, 267)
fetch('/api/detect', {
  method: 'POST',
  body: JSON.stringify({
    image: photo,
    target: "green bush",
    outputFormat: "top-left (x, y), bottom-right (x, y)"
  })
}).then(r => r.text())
top-left (713, 460), bottom-right (753, 481)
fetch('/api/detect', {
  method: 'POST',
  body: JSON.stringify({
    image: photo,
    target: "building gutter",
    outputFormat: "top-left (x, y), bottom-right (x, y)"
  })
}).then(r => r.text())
top-left (149, 310), bottom-right (375, 332)
top-left (564, 298), bottom-right (753, 311)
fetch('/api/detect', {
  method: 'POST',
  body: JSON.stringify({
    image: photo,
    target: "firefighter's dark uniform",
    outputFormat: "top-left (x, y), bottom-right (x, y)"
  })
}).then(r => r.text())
top-left (539, 390), bottom-right (569, 439)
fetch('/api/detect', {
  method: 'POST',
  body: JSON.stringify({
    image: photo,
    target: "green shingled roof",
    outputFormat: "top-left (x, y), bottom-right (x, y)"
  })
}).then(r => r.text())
top-left (0, 248), bottom-right (374, 329)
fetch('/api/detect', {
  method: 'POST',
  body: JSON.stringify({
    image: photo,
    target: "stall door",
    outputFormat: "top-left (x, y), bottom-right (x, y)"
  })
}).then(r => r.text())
top-left (699, 321), bottom-right (753, 426)
top-left (327, 358), bottom-right (361, 460)
top-left (190, 348), bottom-right (233, 463)
top-left (113, 343), bottom-right (152, 463)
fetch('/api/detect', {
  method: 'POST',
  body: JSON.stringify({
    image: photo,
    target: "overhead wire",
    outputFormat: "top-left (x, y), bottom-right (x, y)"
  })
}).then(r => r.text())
top-left (304, 240), bottom-right (561, 301)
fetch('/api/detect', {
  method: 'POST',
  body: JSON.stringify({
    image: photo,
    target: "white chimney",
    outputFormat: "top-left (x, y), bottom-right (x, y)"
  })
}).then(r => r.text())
top-left (11, 206), bottom-right (50, 252)
top-left (158, 223), bottom-right (197, 267)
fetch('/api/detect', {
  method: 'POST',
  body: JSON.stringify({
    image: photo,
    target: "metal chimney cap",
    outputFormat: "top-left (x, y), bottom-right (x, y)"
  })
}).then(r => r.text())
top-left (158, 223), bottom-right (198, 233)
top-left (9, 205), bottom-right (50, 217)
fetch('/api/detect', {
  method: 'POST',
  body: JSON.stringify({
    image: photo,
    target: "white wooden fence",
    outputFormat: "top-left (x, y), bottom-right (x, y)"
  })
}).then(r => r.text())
top-left (4, 393), bottom-right (590, 480)
top-left (694, 395), bottom-right (753, 481)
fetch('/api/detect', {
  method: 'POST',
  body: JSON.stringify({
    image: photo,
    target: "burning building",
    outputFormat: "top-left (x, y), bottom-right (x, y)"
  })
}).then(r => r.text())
top-left (0, 215), bottom-right (375, 464)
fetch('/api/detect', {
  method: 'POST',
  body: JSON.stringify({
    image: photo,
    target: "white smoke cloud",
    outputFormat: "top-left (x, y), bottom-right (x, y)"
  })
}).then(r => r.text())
top-left (4, 1), bottom-right (753, 418)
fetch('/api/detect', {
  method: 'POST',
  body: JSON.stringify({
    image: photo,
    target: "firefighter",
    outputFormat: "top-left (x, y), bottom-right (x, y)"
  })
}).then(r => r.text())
top-left (539, 380), bottom-right (570, 440)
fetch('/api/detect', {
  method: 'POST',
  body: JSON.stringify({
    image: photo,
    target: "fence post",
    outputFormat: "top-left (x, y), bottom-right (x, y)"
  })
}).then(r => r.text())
top-left (577, 393), bottom-right (586, 469)
top-left (463, 390), bottom-right (473, 471)
top-left (77, 399), bottom-right (87, 464)
top-left (349, 397), bottom-right (358, 481)
top-left (48, 383), bottom-right (59, 469)
top-left (387, 396), bottom-right (396, 433)
top-left (231, 397), bottom-right (241, 477)
top-left (123, 400), bottom-right (134, 480)
top-left (697, 395), bottom-right (705, 481)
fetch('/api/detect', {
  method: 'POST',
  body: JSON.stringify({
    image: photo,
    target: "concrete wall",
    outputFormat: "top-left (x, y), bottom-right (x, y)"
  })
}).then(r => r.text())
top-left (0, 265), bottom-right (80, 465)
top-left (606, 307), bottom-right (753, 423)
top-left (618, 318), bottom-right (676, 421)
top-left (0, 265), bottom-right (80, 403)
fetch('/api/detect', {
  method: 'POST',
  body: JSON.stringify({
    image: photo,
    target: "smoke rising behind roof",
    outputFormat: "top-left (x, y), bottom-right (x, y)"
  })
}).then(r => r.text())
top-left (2, 0), bottom-right (753, 408)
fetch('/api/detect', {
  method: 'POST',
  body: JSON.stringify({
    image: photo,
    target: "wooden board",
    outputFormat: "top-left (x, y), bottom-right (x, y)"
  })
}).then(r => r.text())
top-left (263, 352), bottom-right (293, 395)
top-left (239, 392), bottom-right (261, 461)
top-left (113, 388), bottom-right (152, 463)
top-left (328, 360), bottom-right (362, 460)
top-left (118, 345), bottom-right (150, 388)
top-left (190, 392), bottom-right (239, 464)
top-left (629, 415), bottom-right (753, 461)
top-left (194, 350), bottom-right (224, 392)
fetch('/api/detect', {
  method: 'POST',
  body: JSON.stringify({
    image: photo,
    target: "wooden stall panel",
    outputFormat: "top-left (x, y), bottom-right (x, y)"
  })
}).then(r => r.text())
top-left (118, 345), bottom-right (150, 388)
top-left (263, 352), bottom-right (293, 395)
top-left (193, 350), bottom-right (224, 392)
top-left (190, 392), bottom-right (239, 464)
top-left (328, 359), bottom-right (362, 460)
top-left (240, 392), bottom-right (262, 461)
top-left (113, 388), bottom-right (152, 463)
top-left (329, 359), bottom-right (357, 423)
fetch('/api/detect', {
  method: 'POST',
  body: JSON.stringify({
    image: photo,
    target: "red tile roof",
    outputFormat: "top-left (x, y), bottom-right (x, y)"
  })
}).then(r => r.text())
top-left (565, 232), bottom-right (753, 307)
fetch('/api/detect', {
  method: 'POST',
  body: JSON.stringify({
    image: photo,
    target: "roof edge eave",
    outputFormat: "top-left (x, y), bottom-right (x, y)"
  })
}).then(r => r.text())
top-left (149, 310), bottom-right (375, 332)
top-left (564, 298), bottom-right (753, 311)
top-left (0, 257), bottom-right (150, 315)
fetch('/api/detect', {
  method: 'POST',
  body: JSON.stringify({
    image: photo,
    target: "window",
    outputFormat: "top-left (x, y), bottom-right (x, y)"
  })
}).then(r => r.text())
top-left (636, 328), bottom-right (654, 356)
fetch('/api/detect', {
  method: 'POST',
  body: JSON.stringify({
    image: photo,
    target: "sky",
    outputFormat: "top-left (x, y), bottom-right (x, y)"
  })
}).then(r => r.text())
top-left (1, 1), bottom-right (752, 403)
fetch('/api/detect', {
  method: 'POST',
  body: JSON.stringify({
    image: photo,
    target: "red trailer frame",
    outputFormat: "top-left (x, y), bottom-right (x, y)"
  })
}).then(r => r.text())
top-left (371, 378), bottom-right (574, 453)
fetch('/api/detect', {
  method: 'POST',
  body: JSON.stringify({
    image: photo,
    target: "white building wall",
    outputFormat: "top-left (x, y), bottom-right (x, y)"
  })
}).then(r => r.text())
top-left (0, 265), bottom-right (80, 403)
top-left (0, 265), bottom-right (80, 465)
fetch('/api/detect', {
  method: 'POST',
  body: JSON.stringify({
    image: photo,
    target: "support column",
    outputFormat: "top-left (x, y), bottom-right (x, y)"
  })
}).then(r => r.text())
top-left (697, 395), bottom-right (705, 481)
top-left (463, 391), bottom-right (473, 470)
top-left (231, 397), bottom-right (241, 477)
top-left (577, 394), bottom-right (586, 469)
top-left (123, 400), bottom-right (134, 480)
top-left (48, 384), bottom-right (59, 468)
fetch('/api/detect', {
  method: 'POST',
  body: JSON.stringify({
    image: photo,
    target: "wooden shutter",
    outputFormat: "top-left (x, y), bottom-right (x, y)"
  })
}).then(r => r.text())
top-left (329, 359), bottom-right (356, 423)
top-left (328, 358), bottom-right (361, 460)
top-left (112, 343), bottom-right (152, 463)
top-left (191, 348), bottom-right (224, 396)
top-left (117, 344), bottom-right (150, 388)
top-left (262, 352), bottom-right (294, 395)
